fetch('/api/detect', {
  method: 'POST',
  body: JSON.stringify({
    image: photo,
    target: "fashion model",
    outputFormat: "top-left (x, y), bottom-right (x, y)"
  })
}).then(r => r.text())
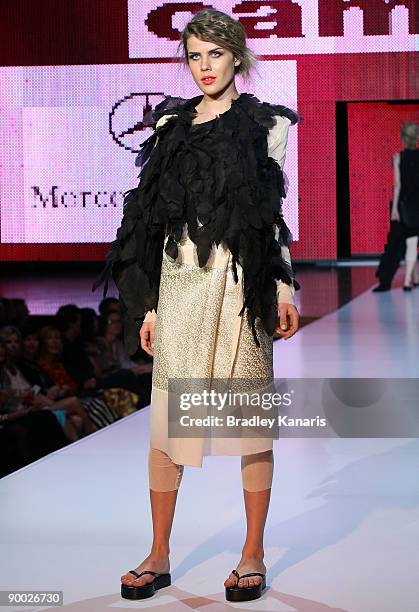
top-left (390, 122), bottom-right (419, 291)
top-left (94, 7), bottom-right (300, 603)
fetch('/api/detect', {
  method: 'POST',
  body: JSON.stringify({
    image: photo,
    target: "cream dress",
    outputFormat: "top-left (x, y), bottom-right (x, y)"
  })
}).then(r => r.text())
top-left (143, 114), bottom-right (295, 467)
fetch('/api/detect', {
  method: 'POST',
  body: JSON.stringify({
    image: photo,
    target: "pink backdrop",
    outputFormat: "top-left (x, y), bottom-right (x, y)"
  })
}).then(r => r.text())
top-left (0, 1), bottom-right (418, 261)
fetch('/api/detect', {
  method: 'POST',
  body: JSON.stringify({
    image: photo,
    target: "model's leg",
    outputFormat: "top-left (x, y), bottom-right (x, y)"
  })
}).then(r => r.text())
top-left (375, 219), bottom-right (406, 289)
top-left (121, 447), bottom-right (184, 587)
top-left (224, 449), bottom-right (274, 589)
top-left (404, 236), bottom-right (418, 286)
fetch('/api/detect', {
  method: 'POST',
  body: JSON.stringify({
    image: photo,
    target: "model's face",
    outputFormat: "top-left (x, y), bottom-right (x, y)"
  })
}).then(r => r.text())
top-left (186, 35), bottom-right (239, 95)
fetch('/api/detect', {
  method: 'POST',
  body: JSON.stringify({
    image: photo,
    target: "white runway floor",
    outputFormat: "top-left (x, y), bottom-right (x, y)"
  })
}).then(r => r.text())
top-left (1, 285), bottom-right (418, 612)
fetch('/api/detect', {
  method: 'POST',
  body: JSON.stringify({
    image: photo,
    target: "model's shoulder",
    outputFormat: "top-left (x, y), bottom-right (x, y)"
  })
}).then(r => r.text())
top-left (236, 93), bottom-right (300, 128)
top-left (267, 115), bottom-right (292, 147)
top-left (151, 94), bottom-right (193, 122)
top-left (270, 114), bottom-right (292, 130)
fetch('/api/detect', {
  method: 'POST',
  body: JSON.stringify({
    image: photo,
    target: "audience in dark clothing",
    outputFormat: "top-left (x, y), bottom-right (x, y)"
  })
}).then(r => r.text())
top-left (55, 305), bottom-right (98, 391)
top-left (86, 310), bottom-right (152, 404)
top-left (0, 337), bottom-right (69, 477)
top-left (98, 297), bottom-right (120, 318)
top-left (0, 325), bottom-right (96, 442)
top-left (37, 325), bottom-right (119, 430)
top-left (0, 296), bottom-right (153, 477)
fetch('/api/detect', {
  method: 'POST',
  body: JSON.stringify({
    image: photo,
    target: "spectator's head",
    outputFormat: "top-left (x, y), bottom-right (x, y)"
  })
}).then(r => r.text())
top-left (80, 308), bottom-right (99, 342)
top-left (21, 321), bottom-right (41, 361)
top-left (9, 298), bottom-right (30, 327)
top-left (0, 298), bottom-right (12, 327)
top-left (38, 326), bottom-right (63, 360)
top-left (98, 297), bottom-right (119, 318)
top-left (55, 304), bottom-right (81, 339)
top-left (0, 325), bottom-right (22, 362)
top-left (401, 122), bottom-right (419, 149)
top-left (98, 311), bottom-right (123, 339)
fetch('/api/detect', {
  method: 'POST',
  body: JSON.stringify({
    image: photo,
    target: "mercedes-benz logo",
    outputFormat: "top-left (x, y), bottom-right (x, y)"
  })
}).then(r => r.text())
top-left (109, 92), bottom-right (166, 153)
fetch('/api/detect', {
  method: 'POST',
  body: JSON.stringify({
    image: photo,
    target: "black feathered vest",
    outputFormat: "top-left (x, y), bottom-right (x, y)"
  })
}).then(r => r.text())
top-left (93, 92), bottom-right (300, 354)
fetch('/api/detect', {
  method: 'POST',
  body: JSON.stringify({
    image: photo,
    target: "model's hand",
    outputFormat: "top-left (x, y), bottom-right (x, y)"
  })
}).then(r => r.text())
top-left (140, 321), bottom-right (156, 357)
top-left (276, 303), bottom-right (299, 340)
top-left (390, 209), bottom-right (400, 222)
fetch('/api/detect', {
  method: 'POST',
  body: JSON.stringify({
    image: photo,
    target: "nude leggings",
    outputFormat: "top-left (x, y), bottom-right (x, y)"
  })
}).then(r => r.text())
top-left (148, 447), bottom-right (274, 492)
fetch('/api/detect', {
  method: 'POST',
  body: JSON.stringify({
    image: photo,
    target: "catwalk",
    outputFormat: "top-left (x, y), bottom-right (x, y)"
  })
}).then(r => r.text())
top-left (1, 277), bottom-right (418, 611)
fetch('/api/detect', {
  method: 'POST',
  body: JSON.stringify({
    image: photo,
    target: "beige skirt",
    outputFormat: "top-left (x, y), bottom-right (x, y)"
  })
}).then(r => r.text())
top-left (149, 235), bottom-right (275, 467)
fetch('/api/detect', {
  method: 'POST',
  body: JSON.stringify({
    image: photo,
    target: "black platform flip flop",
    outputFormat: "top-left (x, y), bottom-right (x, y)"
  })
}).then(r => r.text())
top-left (225, 569), bottom-right (267, 602)
top-left (121, 569), bottom-right (171, 600)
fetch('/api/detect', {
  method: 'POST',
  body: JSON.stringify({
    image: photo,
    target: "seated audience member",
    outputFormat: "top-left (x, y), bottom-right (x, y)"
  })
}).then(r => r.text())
top-left (98, 297), bottom-right (120, 318)
top-left (20, 321), bottom-right (98, 438)
top-left (0, 337), bottom-right (69, 477)
top-left (80, 308), bottom-right (99, 348)
top-left (89, 311), bottom-right (152, 406)
top-left (20, 320), bottom-right (56, 389)
top-left (76, 304), bottom-right (152, 405)
top-left (0, 324), bottom-right (95, 441)
top-left (97, 311), bottom-right (151, 374)
top-left (99, 297), bottom-right (152, 364)
top-left (0, 298), bottom-right (13, 328)
top-left (66, 308), bottom-right (144, 416)
top-left (55, 304), bottom-right (98, 392)
top-left (79, 308), bottom-right (145, 414)
top-left (37, 325), bottom-right (120, 429)
top-left (9, 298), bottom-right (30, 329)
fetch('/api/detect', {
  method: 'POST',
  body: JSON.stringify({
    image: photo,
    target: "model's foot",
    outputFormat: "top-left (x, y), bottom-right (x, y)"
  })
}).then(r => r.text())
top-left (372, 284), bottom-right (390, 292)
top-left (121, 554), bottom-right (170, 587)
top-left (224, 556), bottom-right (266, 589)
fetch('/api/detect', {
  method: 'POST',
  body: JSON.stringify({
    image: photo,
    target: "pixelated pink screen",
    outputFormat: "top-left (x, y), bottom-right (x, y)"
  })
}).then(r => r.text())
top-left (0, 1), bottom-right (417, 261)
